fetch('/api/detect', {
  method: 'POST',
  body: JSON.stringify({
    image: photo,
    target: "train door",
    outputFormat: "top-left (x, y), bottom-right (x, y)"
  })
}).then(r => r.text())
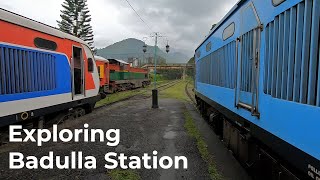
top-left (72, 46), bottom-right (84, 98)
top-left (235, 2), bottom-right (261, 117)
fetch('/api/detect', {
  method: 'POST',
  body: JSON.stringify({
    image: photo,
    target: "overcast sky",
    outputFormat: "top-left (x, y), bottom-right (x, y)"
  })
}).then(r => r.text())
top-left (0, 0), bottom-right (237, 57)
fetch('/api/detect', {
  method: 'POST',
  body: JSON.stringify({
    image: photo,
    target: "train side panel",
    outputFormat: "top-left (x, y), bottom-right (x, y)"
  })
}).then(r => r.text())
top-left (195, 0), bottom-right (319, 178)
top-left (0, 9), bottom-right (100, 127)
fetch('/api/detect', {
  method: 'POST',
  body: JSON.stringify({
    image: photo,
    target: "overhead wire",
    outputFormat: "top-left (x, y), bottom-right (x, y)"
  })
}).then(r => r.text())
top-left (124, 0), bottom-right (153, 32)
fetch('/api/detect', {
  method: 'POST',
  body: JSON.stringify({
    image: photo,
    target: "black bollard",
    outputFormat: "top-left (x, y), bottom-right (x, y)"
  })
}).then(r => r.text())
top-left (152, 89), bottom-right (159, 109)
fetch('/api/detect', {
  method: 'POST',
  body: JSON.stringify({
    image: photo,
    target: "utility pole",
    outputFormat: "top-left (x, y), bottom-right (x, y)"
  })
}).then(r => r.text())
top-left (152, 32), bottom-right (159, 108)
top-left (142, 33), bottom-right (170, 109)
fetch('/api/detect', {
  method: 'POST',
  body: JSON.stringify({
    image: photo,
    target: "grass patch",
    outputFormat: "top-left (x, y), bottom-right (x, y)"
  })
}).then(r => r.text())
top-left (184, 110), bottom-right (222, 180)
top-left (159, 81), bottom-right (190, 101)
top-left (95, 90), bottom-right (142, 108)
top-left (95, 80), bottom-right (172, 108)
top-left (108, 169), bottom-right (140, 180)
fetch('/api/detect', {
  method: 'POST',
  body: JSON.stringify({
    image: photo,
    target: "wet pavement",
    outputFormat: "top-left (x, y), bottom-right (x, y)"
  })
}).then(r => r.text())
top-left (0, 98), bottom-right (208, 179)
top-left (0, 96), bottom-right (250, 180)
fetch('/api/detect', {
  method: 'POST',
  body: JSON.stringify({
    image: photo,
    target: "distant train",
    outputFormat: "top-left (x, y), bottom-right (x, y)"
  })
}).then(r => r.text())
top-left (194, 0), bottom-right (319, 179)
top-left (95, 56), bottom-right (150, 93)
top-left (0, 8), bottom-right (101, 128)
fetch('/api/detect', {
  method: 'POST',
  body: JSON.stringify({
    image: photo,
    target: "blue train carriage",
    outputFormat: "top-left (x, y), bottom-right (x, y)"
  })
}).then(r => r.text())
top-left (194, 0), bottom-right (319, 179)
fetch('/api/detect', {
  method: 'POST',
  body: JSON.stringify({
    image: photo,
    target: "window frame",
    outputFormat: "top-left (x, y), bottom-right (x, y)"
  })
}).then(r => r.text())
top-left (88, 57), bottom-right (94, 73)
top-left (206, 42), bottom-right (212, 52)
top-left (222, 22), bottom-right (235, 41)
top-left (34, 37), bottom-right (57, 51)
top-left (272, 0), bottom-right (286, 6)
top-left (196, 50), bottom-right (201, 58)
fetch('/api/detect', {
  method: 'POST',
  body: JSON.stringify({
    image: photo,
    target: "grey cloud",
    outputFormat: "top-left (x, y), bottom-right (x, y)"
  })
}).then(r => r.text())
top-left (1, 0), bottom-right (237, 58)
top-left (111, 0), bottom-right (237, 57)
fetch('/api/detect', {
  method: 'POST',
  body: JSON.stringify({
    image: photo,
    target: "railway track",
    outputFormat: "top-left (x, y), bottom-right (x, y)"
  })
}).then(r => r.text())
top-left (95, 80), bottom-right (181, 110)
top-left (185, 81), bottom-right (196, 105)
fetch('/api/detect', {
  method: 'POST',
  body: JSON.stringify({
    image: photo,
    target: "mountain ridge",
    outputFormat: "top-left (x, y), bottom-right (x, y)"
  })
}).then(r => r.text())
top-left (96, 38), bottom-right (189, 64)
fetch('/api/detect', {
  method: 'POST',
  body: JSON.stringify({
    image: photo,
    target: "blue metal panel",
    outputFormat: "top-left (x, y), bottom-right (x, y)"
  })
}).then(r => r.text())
top-left (36, 52), bottom-right (41, 91)
top-left (281, 10), bottom-right (290, 100)
top-left (307, 0), bottom-right (319, 105)
top-left (264, 25), bottom-right (269, 94)
top-left (22, 51), bottom-right (27, 92)
top-left (14, 50), bottom-right (19, 93)
top-left (28, 51), bottom-right (31, 92)
top-left (267, 22), bottom-right (274, 95)
top-left (272, 17), bottom-right (279, 97)
top-left (244, 33), bottom-right (248, 92)
top-left (9, 49), bottom-right (16, 94)
top-left (45, 54), bottom-right (49, 90)
top-left (0, 43), bottom-right (70, 103)
top-left (48, 55), bottom-right (52, 90)
top-left (18, 51), bottom-right (23, 93)
top-left (276, 13), bottom-right (284, 99)
top-left (299, 0), bottom-right (312, 104)
top-left (293, 2), bottom-right (304, 102)
top-left (5, 48), bottom-right (11, 94)
top-left (225, 44), bottom-right (228, 87)
top-left (287, 6), bottom-right (297, 101)
top-left (241, 4), bottom-right (259, 35)
top-left (231, 42), bottom-right (235, 88)
top-left (38, 53), bottom-right (42, 91)
top-left (41, 53), bottom-right (45, 91)
top-left (249, 30), bottom-right (253, 92)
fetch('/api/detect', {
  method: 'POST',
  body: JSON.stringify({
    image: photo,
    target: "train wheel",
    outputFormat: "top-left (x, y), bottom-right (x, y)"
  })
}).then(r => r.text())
top-left (85, 103), bottom-right (95, 114)
top-left (73, 107), bottom-right (86, 119)
top-left (54, 112), bottom-right (70, 125)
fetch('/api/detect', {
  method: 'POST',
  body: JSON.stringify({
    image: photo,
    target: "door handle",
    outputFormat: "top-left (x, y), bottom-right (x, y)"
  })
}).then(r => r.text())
top-left (255, 50), bottom-right (259, 68)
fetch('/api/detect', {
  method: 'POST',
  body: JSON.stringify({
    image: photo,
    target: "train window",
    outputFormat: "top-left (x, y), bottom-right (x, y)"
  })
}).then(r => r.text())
top-left (97, 66), bottom-right (101, 77)
top-left (206, 42), bottom-right (212, 52)
top-left (272, 0), bottom-right (286, 6)
top-left (34, 37), bottom-right (57, 51)
top-left (223, 23), bottom-right (235, 40)
top-left (88, 58), bottom-right (94, 72)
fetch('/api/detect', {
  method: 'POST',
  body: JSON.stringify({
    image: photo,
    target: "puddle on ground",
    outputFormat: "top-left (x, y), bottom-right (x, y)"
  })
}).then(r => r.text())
top-left (163, 131), bottom-right (177, 140)
top-left (115, 141), bottom-right (140, 152)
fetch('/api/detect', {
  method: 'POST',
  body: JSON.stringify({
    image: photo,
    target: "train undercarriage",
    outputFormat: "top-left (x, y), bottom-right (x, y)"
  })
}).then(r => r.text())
top-left (195, 94), bottom-right (303, 180)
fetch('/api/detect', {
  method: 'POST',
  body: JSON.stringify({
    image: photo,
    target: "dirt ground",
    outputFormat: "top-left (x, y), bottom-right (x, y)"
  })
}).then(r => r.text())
top-left (0, 97), bottom-right (208, 179)
top-left (0, 96), bottom-right (250, 180)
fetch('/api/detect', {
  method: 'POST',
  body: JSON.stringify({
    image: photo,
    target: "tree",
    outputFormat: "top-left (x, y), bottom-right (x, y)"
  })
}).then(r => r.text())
top-left (57, 0), bottom-right (94, 50)
top-left (188, 57), bottom-right (195, 64)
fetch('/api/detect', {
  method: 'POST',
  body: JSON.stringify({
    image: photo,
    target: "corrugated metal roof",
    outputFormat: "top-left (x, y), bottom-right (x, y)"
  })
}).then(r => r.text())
top-left (112, 59), bottom-right (129, 65)
top-left (94, 55), bottom-right (109, 62)
top-left (0, 8), bottom-right (87, 45)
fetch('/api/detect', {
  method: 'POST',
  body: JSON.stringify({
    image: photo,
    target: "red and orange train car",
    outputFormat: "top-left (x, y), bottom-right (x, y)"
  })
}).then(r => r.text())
top-left (0, 8), bottom-right (101, 127)
top-left (95, 56), bottom-right (150, 93)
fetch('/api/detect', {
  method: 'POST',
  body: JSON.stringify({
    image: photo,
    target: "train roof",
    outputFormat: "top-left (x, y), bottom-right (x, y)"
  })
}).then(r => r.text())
top-left (195, 0), bottom-right (245, 51)
top-left (94, 56), bottom-right (109, 62)
top-left (0, 8), bottom-right (87, 45)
